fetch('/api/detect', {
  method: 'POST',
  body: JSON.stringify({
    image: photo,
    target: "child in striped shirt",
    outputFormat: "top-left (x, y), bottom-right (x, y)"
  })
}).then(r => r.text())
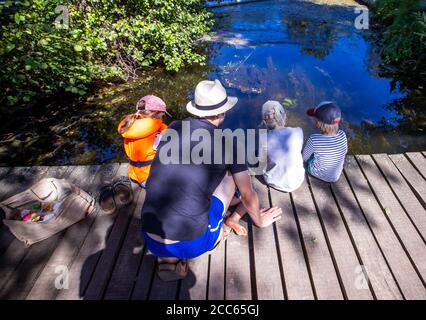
top-left (303, 101), bottom-right (348, 183)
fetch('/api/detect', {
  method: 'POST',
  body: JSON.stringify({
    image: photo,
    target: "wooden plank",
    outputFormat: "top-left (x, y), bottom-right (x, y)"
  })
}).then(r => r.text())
top-left (291, 179), bottom-right (343, 299)
top-left (0, 166), bottom-right (53, 202)
top-left (357, 155), bottom-right (426, 285)
top-left (84, 178), bottom-right (142, 300)
top-left (55, 163), bottom-right (121, 300)
top-left (251, 178), bottom-right (284, 299)
top-left (373, 154), bottom-right (426, 240)
top-left (103, 189), bottom-right (146, 300)
top-left (225, 218), bottom-right (252, 300)
top-left (269, 188), bottom-right (314, 300)
top-left (208, 239), bottom-right (225, 300)
top-left (0, 232), bottom-right (29, 294)
top-left (131, 249), bottom-right (157, 300)
top-left (0, 167), bottom-right (32, 201)
top-left (345, 156), bottom-right (426, 299)
top-left (389, 154), bottom-right (426, 207)
top-left (406, 152), bottom-right (426, 179)
top-left (309, 177), bottom-right (374, 300)
top-left (330, 173), bottom-right (402, 299)
top-left (148, 272), bottom-right (180, 300)
top-left (0, 167), bottom-right (11, 181)
top-left (26, 165), bottom-right (104, 300)
top-left (179, 253), bottom-right (210, 300)
top-left (0, 165), bottom-right (73, 299)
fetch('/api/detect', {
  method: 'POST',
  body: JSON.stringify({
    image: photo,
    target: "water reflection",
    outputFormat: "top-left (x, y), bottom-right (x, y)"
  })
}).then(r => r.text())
top-left (212, 0), bottom-right (425, 154)
top-left (0, 0), bottom-right (424, 166)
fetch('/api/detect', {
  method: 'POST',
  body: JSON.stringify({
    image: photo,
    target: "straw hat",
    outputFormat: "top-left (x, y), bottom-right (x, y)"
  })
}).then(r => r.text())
top-left (186, 80), bottom-right (238, 117)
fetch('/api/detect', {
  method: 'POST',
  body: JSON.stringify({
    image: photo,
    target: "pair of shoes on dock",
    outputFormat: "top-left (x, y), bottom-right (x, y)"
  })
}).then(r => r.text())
top-left (98, 176), bottom-right (133, 214)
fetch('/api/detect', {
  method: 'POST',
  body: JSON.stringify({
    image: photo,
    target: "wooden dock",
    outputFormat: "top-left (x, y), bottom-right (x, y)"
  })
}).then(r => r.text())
top-left (0, 152), bottom-right (426, 300)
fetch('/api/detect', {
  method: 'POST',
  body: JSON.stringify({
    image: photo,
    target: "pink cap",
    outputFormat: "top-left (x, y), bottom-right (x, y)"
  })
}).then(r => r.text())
top-left (136, 95), bottom-right (171, 117)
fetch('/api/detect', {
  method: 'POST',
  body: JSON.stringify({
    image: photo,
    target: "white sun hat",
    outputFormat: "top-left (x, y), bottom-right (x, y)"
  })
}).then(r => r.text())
top-left (186, 79), bottom-right (238, 117)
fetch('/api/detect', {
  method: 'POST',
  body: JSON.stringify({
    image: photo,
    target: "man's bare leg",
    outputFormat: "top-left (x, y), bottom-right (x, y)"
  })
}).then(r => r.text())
top-left (209, 172), bottom-right (238, 247)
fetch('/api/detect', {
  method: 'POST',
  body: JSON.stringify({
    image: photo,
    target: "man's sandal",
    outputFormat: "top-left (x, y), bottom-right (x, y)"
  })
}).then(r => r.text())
top-left (157, 260), bottom-right (189, 282)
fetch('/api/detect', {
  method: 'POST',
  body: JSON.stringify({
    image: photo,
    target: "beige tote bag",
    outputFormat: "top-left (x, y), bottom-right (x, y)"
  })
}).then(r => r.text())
top-left (1, 178), bottom-right (96, 247)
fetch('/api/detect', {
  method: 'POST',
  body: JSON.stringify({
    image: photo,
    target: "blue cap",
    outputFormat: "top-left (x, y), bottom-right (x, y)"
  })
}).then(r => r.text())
top-left (306, 101), bottom-right (341, 125)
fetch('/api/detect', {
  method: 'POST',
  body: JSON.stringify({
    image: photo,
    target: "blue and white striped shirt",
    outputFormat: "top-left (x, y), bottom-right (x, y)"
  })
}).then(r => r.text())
top-left (302, 130), bottom-right (348, 182)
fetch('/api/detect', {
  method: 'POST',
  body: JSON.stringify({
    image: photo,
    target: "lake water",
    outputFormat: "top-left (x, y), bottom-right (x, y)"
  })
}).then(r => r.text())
top-left (1, 0), bottom-right (425, 166)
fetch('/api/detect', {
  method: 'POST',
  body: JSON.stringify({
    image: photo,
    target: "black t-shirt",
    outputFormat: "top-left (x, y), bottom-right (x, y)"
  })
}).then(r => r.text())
top-left (141, 118), bottom-right (248, 241)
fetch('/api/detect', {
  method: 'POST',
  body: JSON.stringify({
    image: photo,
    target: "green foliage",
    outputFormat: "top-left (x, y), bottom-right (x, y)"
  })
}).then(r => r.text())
top-left (0, 0), bottom-right (213, 107)
top-left (373, 0), bottom-right (426, 66)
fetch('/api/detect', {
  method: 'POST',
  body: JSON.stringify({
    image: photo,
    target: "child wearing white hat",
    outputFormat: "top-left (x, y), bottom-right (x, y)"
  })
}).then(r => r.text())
top-left (259, 100), bottom-right (305, 192)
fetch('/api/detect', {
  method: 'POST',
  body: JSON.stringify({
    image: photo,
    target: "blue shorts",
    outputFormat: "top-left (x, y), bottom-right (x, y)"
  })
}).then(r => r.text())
top-left (143, 195), bottom-right (225, 260)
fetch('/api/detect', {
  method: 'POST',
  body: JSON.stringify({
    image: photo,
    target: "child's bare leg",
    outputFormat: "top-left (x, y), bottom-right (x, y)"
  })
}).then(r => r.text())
top-left (225, 202), bottom-right (248, 236)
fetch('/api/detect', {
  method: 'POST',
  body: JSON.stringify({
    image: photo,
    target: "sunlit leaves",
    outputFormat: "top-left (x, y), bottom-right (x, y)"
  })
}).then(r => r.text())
top-left (0, 0), bottom-right (212, 107)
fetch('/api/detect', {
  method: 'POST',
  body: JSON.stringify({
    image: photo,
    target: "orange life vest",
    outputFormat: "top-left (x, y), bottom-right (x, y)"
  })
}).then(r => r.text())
top-left (118, 117), bottom-right (168, 184)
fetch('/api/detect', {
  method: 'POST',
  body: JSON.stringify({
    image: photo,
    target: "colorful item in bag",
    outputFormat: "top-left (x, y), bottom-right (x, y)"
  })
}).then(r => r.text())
top-left (21, 210), bottom-right (32, 222)
top-left (17, 201), bottom-right (62, 223)
top-left (31, 214), bottom-right (41, 222)
top-left (42, 213), bottom-right (55, 222)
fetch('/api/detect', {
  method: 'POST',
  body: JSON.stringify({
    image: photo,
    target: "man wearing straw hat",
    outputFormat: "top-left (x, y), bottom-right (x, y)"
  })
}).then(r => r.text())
top-left (141, 79), bottom-right (282, 281)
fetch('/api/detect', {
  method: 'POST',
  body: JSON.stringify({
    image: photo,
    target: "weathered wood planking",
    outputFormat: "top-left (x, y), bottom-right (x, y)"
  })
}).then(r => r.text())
top-left (0, 165), bottom-right (72, 299)
top-left (225, 219), bottom-right (252, 300)
top-left (131, 249), bottom-right (156, 300)
top-left (55, 163), bottom-right (121, 300)
top-left (208, 239), bottom-right (225, 300)
top-left (251, 178), bottom-right (284, 300)
top-left (26, 165), bottom-right (102, 300)
top-left (291, 180), bottom-right (343, 299)
top-left (0, 167), bottom-right (11, 181)
top-left (0, 167), bottom-right (43, 201)
top-left (372, 154), bottom-right (426, 241)
top-left (357, 155), bottom-right (426, 285)
top-left (148, 271), bottom-right (180, 300)
top-left (330, 173), bottom-right (402, 300)
top-left (103, 189), bottom-right (146, 300)
top-left (406, 152), bottom-right (426, 179)
top-left (1, 151), bottom-right (426, 300)
top-left (308, 177), bottom-right (374, 300)
top-left (389, 154), bottom-right (426, 207)
top-left (179, 253), bottom-right (210, 300)
top-left (345, 156), bottom-right (426, 299)
top-left (84, 180), bottom-right (143, 300)
top-left (269, 188), bottom-right (314, 300)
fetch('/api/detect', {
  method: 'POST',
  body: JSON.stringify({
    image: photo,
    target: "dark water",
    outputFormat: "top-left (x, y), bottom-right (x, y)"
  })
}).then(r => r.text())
top-left (1, 0), bottom-right (425, 166)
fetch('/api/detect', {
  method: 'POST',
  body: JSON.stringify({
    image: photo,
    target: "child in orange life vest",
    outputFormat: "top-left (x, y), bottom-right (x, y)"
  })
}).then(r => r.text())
top-left (118, 95), bottom-right (170, 187)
